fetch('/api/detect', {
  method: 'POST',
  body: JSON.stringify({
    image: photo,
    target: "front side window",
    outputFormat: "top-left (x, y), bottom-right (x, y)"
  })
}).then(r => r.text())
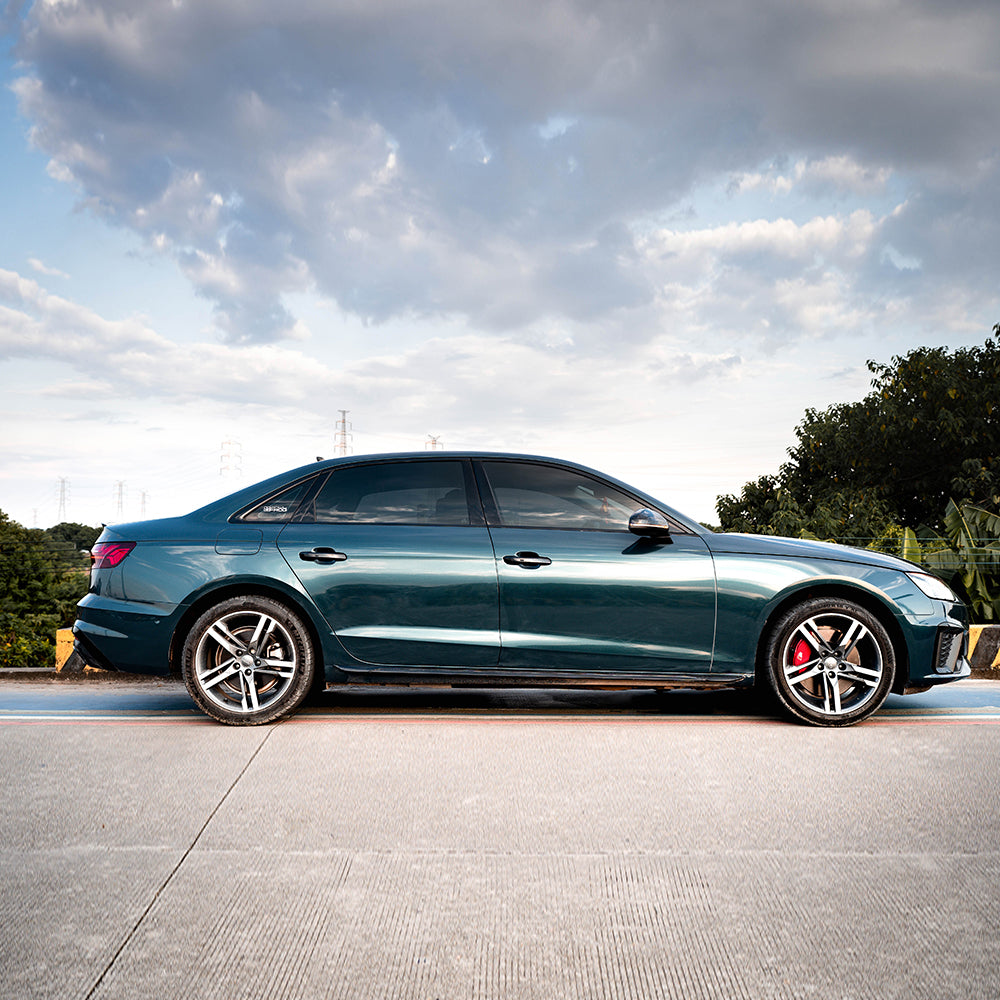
top-left (308, 461), bottom-right (471, 525)
top-left (481, 461), bottom-right (647, 530)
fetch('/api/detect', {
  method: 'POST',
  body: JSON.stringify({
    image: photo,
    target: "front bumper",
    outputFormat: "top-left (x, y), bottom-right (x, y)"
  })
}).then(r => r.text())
top-left (899, 603), bottom-right (970, 692)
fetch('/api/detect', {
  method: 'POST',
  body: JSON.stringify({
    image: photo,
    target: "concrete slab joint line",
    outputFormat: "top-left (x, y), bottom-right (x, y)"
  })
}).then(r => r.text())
top-left (80, 726), bottom-right (277, 1000)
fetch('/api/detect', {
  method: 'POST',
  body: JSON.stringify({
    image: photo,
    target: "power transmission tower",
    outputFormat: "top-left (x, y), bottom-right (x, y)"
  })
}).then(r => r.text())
top-left (334, 410), bottom-right (353, 456)
top-left (139, 491), bottom-right (149, 517)
top-left (57, 478), bottom-right (69, 520)
top-left (220, 439), bottom-right (243, 479)
top-left (425, 435), bottom-right (443, 450)
top-left (113, 481), bottom-right (125, 516)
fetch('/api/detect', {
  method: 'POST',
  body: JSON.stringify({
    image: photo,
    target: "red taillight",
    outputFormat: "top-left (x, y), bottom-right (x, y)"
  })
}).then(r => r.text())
top-left (90, 541), bottom-right (136, 569)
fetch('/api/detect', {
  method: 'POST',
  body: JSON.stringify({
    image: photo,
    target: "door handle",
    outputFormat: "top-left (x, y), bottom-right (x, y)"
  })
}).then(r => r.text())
top-left (502, 551), bottom-right (552, 569)
top-left (299, 547), bottom-right (348, 564)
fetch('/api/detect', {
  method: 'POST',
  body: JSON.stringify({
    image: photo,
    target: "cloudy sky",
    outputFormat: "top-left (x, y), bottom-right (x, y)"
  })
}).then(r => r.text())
top-left (1, 0), bottom-right (998, 529)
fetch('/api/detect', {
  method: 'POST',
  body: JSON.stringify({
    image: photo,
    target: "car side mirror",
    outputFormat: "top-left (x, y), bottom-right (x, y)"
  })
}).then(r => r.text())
top-left (628, 508), bottom-right (672, 538)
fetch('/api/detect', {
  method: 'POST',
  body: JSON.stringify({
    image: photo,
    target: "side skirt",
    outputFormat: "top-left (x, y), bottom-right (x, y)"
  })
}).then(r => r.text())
top-left (332, 666), bottom-right (754, 692)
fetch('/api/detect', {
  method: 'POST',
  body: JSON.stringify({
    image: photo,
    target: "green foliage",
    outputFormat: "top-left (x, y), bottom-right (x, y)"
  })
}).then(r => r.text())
top-left (0, 613), bottom-right (59, 669)
top-left (915, 502), bottom-right (1000, 622)
top-left (715, 473), bottom-right (898, 545)
top-left (0, 509), bottom-right (98, 668)
top-left (45, 522), bottom-right (102, 569)
top-left (717, 328), bottom-right (1000, 538)
top-left (715, 327), bottom-right (1000, 622)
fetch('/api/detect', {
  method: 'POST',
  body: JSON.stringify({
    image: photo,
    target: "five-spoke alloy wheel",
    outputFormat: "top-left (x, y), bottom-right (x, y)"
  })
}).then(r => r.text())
top-left (181, 596), bottom-right (316, 725)
top-left (766, 598), bottom-right (895, 727)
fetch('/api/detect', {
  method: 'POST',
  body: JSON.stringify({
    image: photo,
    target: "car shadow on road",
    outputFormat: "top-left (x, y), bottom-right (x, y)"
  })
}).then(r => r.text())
top-left (308, 684), bottom-right (778, 720)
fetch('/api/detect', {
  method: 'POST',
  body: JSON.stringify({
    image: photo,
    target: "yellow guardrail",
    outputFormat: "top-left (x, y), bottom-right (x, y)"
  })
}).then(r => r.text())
top-left (969, 626), bottom-right (1000, 674)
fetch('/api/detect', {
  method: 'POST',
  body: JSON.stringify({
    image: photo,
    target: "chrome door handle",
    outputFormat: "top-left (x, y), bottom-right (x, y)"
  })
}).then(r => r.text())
top-left (502, 551), bottom-right (552, 569)
top-left (299, 547), bottom-right (347, 564)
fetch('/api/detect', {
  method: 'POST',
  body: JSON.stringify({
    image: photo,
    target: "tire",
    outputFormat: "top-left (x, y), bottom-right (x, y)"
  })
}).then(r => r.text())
top-left (181, 595), bottom-right (316, 726)
top-left (765, 598), bottom-right (895, 727)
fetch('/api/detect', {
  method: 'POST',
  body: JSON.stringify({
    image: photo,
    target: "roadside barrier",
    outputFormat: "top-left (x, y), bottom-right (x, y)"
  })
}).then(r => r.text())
top-left (970, 626), bottom-right (1000, 675)
top-left (55, 627), bottom-right (92, 673)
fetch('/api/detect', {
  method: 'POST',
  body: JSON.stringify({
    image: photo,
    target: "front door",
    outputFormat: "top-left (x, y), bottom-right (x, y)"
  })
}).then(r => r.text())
top-left (478, 460), bottom-right (717, 674)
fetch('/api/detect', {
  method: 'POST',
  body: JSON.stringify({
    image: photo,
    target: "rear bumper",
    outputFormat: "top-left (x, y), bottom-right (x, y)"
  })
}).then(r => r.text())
top-left (73, 592), bottom-right (177, 676)
top-left (73, 629), bottom-right (119, 673)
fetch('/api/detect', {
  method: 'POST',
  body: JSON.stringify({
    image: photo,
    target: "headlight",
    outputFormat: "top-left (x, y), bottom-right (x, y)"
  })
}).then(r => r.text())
top-left (907, 571), bottom-right (957, 602)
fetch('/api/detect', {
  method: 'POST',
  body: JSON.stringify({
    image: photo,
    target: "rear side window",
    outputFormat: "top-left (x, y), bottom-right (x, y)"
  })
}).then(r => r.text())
top-left (241, 478), bottom-right (316, 523)
top-left (309, 461), bottom-right (471, 525)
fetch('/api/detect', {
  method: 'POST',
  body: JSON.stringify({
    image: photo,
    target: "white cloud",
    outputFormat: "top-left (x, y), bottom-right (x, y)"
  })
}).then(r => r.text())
top-left (645, 212), bottom-right (877, 262)
top-left (27, 257), bottom-right (69, 279)
top-left (0, 267), bottom-right (743, 428)
top-left (9, 0), bottom-right (999, 343)
top-left (731, 156), bottom-right (893, 197)
top-left (2, 0), bottom-right (999, 531)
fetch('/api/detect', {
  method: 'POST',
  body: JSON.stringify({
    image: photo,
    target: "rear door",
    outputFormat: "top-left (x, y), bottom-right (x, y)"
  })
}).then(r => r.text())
top-left (478, 460), bottom-right (717, 674)
top-left (276, 458), bottom-right (500, 668)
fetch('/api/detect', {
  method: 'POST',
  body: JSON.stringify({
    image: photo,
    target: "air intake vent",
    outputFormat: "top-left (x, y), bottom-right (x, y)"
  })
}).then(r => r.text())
top-left (934, 627), bottom-right (966, 674)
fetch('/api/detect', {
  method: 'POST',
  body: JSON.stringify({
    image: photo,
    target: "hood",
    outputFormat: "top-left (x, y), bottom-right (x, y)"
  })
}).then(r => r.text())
top-left (705, 531), bottom-right (919, 574)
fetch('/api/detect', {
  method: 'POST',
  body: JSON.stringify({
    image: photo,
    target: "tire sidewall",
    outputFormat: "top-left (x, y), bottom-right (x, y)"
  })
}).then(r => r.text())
top-left (765, 597), bottom-right (895, 727)
top-left (181, 595), bottom-right (316, 725)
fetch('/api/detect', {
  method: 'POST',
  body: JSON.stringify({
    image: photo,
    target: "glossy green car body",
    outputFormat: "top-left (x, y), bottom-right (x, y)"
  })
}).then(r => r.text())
top-left (75, 452), bottom-right (970, 725)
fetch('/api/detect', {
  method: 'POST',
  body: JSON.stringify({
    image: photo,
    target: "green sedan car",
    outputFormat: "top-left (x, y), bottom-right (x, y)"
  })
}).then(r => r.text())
top-left (75, 452), bottom-right (970, 726)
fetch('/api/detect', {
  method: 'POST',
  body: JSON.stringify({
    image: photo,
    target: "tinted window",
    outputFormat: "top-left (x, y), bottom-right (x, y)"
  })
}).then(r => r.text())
top-left (307, 461), bottom-right (471, 525)
top-left (241, 477), bottom-right (317, 523)
top-left (481, 461), bottom-right (646, 530)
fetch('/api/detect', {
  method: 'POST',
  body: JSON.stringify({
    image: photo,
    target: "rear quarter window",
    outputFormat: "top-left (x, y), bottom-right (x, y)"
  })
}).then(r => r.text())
top-left (241, 478), bottom-right (316, 522)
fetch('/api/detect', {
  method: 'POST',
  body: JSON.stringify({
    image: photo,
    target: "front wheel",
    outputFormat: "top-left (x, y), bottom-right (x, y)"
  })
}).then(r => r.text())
top-left (181, 596), bottom-right (316, 725)
top-left (765, 598), bottom-right (895, 727)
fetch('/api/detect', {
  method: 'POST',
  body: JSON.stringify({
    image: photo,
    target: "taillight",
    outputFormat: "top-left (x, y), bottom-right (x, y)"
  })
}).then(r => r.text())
top-left (90, 541), bottom-right (136, 569)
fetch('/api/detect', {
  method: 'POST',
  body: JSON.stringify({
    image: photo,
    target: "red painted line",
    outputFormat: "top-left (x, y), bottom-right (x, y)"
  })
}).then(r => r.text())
top-left (1, 712), bottom-right (997, 728)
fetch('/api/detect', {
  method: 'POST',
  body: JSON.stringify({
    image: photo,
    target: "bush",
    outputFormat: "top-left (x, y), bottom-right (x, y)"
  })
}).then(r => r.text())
top-left (0, 612), bottom-right (59, 669)
top-left (0, 509), bottom-right (97, 668)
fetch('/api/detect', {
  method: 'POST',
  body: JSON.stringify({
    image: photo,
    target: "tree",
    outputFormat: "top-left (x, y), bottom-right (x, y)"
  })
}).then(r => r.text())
top-left (0, 510), bottom-right (61, 616)
top-left (0, 510), bottom-right (97, 668)
top-left (717, 328), bottom-right (1000, 538)
top-left (45, 522), bottom-right (102, 564)
top-left (915, 502), bottom-right (1000, 622)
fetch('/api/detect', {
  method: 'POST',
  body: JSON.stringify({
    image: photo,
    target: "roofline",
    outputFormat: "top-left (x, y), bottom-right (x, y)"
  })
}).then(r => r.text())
top-left (189, 450), bottom-right (706, 534)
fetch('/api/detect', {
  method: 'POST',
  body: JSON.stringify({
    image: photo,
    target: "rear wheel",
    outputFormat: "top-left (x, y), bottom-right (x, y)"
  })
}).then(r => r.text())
top-left (181, 595), bottom-right (315, 725)
top-left (766, 598), bottom-right (895, 727)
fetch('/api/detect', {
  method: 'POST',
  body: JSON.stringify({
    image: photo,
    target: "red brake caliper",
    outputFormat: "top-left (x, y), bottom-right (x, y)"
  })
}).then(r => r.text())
top-left (791, 639), bottom-right (812, 670)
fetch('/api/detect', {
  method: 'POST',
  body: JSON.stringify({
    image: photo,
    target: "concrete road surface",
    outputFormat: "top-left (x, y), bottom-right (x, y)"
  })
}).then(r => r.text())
top-left (2, 676), bottom-right (999, 999)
